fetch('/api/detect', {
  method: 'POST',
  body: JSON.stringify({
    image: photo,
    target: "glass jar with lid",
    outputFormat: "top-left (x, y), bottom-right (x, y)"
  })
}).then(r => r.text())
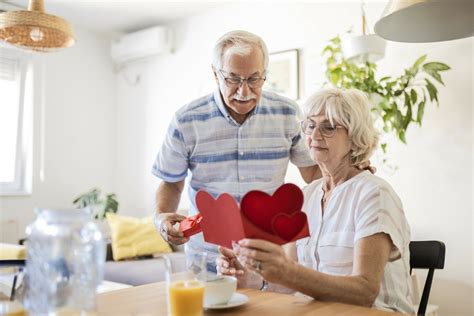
top-left (23, 208), bottom-right (105, 314)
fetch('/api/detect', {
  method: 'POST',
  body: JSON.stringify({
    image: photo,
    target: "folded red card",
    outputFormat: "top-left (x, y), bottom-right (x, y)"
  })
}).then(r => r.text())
top-left (195, 183), bottom-right (309, 248)
top-left (179, 213), bottom-right (203, 238)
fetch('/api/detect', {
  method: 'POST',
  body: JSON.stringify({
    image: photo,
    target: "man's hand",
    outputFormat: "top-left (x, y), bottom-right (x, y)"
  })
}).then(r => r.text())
top-left (154, 213), bottom-right (189, 245)
top-left (357, 160), bottom-right (376, 174)
top-left (298, 164), bottom-right (321, 183)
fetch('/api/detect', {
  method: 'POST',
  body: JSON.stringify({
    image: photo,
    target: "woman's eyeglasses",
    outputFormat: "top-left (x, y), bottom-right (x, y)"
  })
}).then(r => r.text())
top-left (300, 119), bottom-right (344, 138)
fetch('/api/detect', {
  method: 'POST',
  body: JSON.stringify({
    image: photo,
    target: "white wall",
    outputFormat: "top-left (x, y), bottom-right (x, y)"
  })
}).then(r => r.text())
top-left (378, 38), bottom-right (473, 316)
top-left (114, 3), bottom-right (473, 315)
top-left (0, 27), bottom-right (117, 241)
top-left (347, 17), bottom-right (474, 316)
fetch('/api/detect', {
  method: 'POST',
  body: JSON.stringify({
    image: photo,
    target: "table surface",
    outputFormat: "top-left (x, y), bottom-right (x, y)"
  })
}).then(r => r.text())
top-left (97, 281), bottom-right (404, 316)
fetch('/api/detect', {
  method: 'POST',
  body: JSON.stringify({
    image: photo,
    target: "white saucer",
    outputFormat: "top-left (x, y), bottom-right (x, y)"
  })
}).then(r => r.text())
top-left (204, 293), bottom-right (248, 309)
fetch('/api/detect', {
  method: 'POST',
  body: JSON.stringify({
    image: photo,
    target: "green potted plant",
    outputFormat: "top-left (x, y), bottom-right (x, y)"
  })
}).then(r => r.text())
top-left (73, 188), bottom-right (119, 220)
top-left (322, 35), bottom-right (450, 154)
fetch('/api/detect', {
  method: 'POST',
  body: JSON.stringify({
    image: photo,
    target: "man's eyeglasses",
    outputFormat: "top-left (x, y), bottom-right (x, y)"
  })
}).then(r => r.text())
top-left (300, 119), bottom-right (344, 138)
top-left (218, 69), bottom-right (266, 89)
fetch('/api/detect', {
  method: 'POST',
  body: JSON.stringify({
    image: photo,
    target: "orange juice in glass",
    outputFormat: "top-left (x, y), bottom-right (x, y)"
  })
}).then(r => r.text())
top-left (168, 279), bottom-right (205, 316)
top-left (165, 252), bottom-right (207, 316)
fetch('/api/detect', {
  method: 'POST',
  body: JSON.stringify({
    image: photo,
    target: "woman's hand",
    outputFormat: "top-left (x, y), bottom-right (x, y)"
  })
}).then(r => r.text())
top-left (216, 246), bottom-right (245, 276)
top-left (234, 239), bottom-right (295, 285)
top-left (216, 245), bottom-right (265, 289)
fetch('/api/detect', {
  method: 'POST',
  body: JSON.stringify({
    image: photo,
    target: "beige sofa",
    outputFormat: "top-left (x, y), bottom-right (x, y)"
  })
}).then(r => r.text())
top-left (103, 244), bottom-right (186, 286)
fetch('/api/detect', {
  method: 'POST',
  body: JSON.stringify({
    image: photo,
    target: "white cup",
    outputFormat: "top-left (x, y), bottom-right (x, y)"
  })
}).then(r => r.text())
top-left (204, 276), bottom-right (237, 305)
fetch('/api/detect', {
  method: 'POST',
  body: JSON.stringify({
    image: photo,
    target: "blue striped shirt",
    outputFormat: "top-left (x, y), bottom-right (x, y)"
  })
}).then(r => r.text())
top-left (152, 88), bottom-right (314, 208)
top-left (152, 89), bottom-right (315, 261)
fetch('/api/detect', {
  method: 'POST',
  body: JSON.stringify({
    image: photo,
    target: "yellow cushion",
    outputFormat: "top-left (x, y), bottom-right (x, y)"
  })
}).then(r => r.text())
top-left (0, 243), bottom-right (26, 260)
top-left (106, 213), bottom-right (172, 261)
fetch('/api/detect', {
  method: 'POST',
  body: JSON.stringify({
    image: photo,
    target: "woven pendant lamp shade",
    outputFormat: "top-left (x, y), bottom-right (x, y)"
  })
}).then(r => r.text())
top-left (0, 0), bottom-right (75, 52)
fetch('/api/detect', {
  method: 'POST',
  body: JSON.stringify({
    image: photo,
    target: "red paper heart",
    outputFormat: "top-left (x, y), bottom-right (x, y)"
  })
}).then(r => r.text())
top-left (195, 191), bottom-right (245, 248)
top-left (271, 213), bottom-right (308, 241)
top-left (240, 183), bottom-right (304, 234)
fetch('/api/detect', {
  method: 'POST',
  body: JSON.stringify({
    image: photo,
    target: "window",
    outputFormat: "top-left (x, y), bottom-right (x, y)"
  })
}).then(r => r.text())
top-left (0, 47), bottom-right (33, 195)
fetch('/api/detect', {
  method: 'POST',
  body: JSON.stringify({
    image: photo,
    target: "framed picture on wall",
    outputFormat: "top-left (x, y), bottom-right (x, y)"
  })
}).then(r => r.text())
top-left (265, 49), bottom-right (299, 100)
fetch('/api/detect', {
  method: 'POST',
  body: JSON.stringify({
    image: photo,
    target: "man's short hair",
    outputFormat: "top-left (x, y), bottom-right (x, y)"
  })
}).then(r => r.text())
top-left (303, 87), bottom-right (380, 165)
top-left (212, 30), bottom-right (269, 70)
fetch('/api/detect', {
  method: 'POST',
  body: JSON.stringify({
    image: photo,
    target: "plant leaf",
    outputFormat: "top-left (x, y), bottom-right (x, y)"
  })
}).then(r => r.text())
top-left (405, 103), bottom-right (412, 129)
top-left (410, 89), bottom-right (417, 104)
top-left (404, 92), bottom-right (411, 108)
top-left (403, 92), bottom-right (412, 128)
top-left (398, 130), bottom-right (407, 144)
top-left (425, 69), bottom-right (445, 85)
top-left (413, 55), bottom-right (427, 69)
top-left (330, 36), bottom-right (341, 44)
top-left (423, 62), bottom-right (450, 72)
top-left (425, 79), bottom-right (438, 103)
top-left (416, 100), bottom-right (426, 125)
top-left (322, 46), bottom-right (333, 55)
top-left (383, 110), bottom-right (393, 122)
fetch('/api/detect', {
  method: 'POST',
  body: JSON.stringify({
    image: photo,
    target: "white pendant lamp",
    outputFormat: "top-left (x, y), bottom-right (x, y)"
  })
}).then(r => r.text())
top-left (374, 0), bottom-right (473, 43)
top-left (0, 0), bottom-right (75, 52)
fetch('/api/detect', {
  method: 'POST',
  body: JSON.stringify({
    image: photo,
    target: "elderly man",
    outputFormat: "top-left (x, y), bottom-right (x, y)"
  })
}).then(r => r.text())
top-left (152, 30), bottom-right (320, 271)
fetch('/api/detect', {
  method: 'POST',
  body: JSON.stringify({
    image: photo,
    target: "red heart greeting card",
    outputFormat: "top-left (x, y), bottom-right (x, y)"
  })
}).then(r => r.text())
top-left (185, 183), bottom-right (309, 248)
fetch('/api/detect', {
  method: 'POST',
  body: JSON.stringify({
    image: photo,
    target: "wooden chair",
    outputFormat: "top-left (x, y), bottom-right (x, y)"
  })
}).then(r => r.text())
top-left (409, 241), bottom-right (446, 316)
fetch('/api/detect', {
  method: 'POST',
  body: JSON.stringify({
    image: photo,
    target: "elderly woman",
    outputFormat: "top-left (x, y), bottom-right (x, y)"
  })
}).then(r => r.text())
top-left (217, 88), bottom-right (414, 313)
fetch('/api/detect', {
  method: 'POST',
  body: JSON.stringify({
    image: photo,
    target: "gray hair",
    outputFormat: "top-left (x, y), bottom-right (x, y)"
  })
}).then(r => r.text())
top-left (303, 87), bottom-right (380, 165)
top-left (212, 30), bottom-right (269, 70)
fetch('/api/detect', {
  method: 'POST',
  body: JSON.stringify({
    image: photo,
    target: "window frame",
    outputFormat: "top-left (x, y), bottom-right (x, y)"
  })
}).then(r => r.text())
top-left (0, 46), bottom-right (33, 196)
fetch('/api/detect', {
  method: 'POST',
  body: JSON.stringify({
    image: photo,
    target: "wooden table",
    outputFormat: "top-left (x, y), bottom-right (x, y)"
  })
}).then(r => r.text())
top-left (97, 281), bottom-right (403, 316)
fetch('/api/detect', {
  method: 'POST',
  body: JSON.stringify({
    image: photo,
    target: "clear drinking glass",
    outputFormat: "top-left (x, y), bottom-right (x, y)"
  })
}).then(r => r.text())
top-left (164, 252), bottom-right (207, 316)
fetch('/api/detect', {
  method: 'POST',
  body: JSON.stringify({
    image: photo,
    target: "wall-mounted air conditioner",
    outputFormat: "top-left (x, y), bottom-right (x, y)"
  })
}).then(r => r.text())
top-left (0, 2), bottom-right (24, 12)
top-left (111, 26), bottom-right (173, 65)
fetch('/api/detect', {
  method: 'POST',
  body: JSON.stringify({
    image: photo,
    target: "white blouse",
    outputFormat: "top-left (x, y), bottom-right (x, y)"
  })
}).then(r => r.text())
top-left (296, 171), bottom-right (415, 314)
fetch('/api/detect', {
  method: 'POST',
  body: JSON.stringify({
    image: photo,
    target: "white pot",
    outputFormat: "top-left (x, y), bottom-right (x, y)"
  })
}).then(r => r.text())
top-left (341, 34), bottom-right (386, 63)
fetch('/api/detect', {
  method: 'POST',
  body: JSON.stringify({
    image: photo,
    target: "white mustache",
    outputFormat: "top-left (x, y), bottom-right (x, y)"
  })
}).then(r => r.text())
top-left (232, 92), bottom-right (257, 101)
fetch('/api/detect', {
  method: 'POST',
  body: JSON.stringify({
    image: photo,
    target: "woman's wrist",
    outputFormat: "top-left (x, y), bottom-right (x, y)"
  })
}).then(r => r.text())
top-left (247, 272), bottom-right (264, 290)
top-left (279, 259), bottom-right (299, 288)
top-left (238, 271), bottom-right (260, 289)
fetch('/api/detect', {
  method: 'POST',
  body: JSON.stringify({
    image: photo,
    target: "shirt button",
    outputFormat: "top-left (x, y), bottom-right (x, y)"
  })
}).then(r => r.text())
top-left (239, 151), bottom-right (244, 156)
top-left (240, 176), bottom-right (245, 181)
